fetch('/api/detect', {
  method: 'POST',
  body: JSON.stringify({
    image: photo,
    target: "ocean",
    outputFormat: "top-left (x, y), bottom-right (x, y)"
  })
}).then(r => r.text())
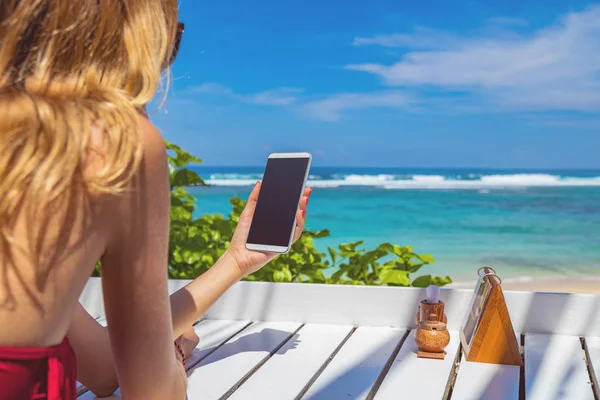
top-left (188, 167), bottom-right (600, 283)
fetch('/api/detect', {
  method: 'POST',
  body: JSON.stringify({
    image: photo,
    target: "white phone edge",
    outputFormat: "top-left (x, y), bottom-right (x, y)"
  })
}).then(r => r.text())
top-left (245, 152), bottom-right (312, 254)
top-left (267, 152), bottom-right (312, 159)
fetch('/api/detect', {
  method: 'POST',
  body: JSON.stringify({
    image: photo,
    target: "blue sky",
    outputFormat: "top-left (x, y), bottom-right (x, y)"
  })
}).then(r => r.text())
top-left (151, 1), bottom-right (600, 168)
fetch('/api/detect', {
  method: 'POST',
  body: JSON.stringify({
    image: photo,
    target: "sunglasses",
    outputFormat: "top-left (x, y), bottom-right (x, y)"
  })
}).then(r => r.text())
top-left (168, 22), bottom-right (184, 66)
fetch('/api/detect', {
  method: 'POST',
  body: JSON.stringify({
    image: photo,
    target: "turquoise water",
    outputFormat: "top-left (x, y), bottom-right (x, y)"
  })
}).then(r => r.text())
top-left (189, 167), bottom-right (600, 282)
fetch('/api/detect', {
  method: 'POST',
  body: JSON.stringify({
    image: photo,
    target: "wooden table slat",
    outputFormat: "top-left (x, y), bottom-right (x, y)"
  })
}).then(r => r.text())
top-left (185, 321), bottom-right (302, 400)
top-left (452, 360), bottom-right (520, 400)
top-left (450, 332), bottom-right (522, 400)
top-left (300, 326), bottom-right (406, 400)
top-left (374, 330), bottom-right (460, 399)
top-left (525, 333), bottom-right (594, 400)
top-left (186, 319), bottom-right (252, 368)
top-left (585, 336), bottom-right (600, 398)
top-left (228, 323), bottom-right (353, 400)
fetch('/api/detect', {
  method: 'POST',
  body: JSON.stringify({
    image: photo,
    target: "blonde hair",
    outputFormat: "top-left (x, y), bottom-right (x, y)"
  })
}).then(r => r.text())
top-left (0, 1), bottom-right (179, 304)
top-left (0, 1), bottom-right (178, 245)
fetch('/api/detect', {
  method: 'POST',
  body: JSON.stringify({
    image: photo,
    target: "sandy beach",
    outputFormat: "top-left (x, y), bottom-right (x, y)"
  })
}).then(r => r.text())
top-left (449, 276), bottom-right (600, 294)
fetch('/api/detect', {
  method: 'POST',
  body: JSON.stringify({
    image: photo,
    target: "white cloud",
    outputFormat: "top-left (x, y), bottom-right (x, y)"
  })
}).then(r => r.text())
top-left (245, 88), bottom-right (303, 106)
top-left (191, 83), bottom-right (303, 106)
top-left (193, 83), bottom-right (234, 95)
top-left (301, 91), bottom-right (417, 121)
top-left (347, 6), bottom-right (600, 112)
top-left (353, 27), bottom-right (459, 50)
top-left (191, 83), bottom-right (417, 120)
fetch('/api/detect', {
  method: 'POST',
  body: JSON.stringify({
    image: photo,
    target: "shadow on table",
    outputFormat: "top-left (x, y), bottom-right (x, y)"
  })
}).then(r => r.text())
top-left (520, 292), bottom-right (600, 399)
top-left (302, 295), bottom-right (421, 400)
top-left (191, 328), bottom-right (300, 367)
top-left (467, 365), bottom-right (521, 400)
top-left (302, 333), bottom-right (403, 400)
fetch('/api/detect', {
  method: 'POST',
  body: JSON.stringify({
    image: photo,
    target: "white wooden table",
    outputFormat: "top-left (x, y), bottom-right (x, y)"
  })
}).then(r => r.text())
top-left (77, 279), bottom-right (600, 399)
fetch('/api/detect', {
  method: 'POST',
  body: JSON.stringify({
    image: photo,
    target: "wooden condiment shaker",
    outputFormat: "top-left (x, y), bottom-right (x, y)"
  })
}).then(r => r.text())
top-left (415, 299), bottom-right (450, 360)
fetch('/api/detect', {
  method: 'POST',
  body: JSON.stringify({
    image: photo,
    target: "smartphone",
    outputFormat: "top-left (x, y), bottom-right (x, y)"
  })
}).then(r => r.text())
top-left (246, 152), bottom-right (312, 254)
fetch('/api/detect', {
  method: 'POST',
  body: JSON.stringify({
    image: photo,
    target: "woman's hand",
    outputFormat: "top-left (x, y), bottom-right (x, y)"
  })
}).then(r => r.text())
top-left (226, 182), bottom-right (312, 277)
top-left (177, 326), bottom-right (200, 359)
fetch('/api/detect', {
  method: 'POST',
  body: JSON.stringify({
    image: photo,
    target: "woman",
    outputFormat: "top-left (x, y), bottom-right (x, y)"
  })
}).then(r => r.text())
top-left (0, 2), bottom-right (310, 399)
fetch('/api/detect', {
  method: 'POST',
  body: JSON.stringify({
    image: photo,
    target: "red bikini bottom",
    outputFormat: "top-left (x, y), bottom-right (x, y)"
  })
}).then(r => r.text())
top-left (0, 337), bottom-right (76, 400)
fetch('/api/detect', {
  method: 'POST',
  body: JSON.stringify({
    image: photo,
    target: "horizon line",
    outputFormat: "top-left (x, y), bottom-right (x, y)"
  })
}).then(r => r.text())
top-left (191, 165), bottom-right (600, 171)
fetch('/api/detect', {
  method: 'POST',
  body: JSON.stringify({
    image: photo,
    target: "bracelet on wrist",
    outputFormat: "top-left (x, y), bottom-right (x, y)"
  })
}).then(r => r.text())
top-left (174, 341), bottom-right (186, 367)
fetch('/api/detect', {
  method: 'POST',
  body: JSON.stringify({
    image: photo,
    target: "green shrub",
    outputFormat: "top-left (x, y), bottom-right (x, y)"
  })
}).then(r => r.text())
top-left (165, 142), bottom-right (452, 287)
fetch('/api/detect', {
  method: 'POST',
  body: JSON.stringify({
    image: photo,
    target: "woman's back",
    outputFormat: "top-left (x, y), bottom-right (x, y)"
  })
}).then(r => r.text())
top-left (0, 169), bottom-right (107, 347)
top-left (0, 121), bottom-right (150, 347)
top-left (0, 1), bottom-right (188, 398)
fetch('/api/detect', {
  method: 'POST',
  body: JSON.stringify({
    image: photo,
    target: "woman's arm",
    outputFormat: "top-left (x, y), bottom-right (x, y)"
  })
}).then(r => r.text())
top-left (72, 172), bottom-right (311, 396)
top-left (68, 302), bottom-right (198, 397)
top-left (68, 253), bottom-right (242, 397)
top-left (68, 304), bottom-right (115, 396)
top-left (99, 117), bottom-right (186, 399)
top-left (168, 182), bottom-right (311, 337)
top-left (68, 252), bottom-right (241, 397)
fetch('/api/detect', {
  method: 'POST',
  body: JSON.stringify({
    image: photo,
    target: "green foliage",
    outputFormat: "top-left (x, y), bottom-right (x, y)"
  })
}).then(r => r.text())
top-left (96, 140), bottom-right (452, 288)
top-left (165, 141), bottom-right (451, 287)
top-left (322, 242), bottom-right (451, 286)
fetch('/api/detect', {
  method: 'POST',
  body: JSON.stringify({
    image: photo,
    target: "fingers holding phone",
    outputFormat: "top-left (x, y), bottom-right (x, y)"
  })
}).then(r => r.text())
top-left (294, 187), bottom-right (312, 242)
top-left (236, 181), bottom-right (262, 238)
top-left (246, 153), bottom-right (312, 254)
top-left (227, 153), bottom-right (312, 277)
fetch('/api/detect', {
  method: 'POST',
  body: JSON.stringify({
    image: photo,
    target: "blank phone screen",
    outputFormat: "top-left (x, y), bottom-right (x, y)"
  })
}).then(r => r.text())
top-left (247, 157), bottom-right (310, 247)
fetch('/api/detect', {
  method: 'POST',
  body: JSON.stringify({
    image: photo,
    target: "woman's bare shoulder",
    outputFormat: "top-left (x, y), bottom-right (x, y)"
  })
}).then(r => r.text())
top-left (89, 115), bottom-right (170, 243)
top-left (88, 114), bottom-right (166, 166)
top-left (99, 115), bottom-right (171, 250)
top-left (87, 114), bottom-right (168, 189)
top-left (135, 115), bottom-right (170, 195)
top-left (137, 115), bottom-right (167, 160)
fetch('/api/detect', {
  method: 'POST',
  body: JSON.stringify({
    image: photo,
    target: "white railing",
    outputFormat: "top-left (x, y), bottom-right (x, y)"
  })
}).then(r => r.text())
top-left (80, 277), bottom-right (600, 337)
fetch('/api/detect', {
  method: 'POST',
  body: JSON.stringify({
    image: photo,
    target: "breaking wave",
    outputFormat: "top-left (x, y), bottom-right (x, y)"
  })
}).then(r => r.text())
top-left (205, 173), bottom-right (600, 189)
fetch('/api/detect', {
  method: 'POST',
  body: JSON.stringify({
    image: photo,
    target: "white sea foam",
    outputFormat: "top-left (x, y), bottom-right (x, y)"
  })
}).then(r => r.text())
top-left (339, 174), bottom-right (395, 184)
top-left (480, 174), bottom-right (560, 184)
top-left (205, 173), bottom-right (600, 188)
top-left (210, 173), bottom-right (263, 180)
top-left (412, 175), bottom-right (446, 182)
top-left (208, 179), bottom-right (259, 187)
top-left (383, 174), bottom-right (600, 190)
